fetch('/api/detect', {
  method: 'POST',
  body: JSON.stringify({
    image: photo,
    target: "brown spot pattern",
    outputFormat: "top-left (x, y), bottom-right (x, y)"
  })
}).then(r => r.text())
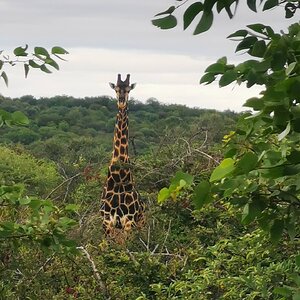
top-left (100, 75), bottom-right (145, 239)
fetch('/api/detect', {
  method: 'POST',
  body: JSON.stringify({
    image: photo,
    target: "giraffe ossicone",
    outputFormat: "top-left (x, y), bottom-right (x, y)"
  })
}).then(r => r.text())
top-left (100, 74), bottom-right (145, 238)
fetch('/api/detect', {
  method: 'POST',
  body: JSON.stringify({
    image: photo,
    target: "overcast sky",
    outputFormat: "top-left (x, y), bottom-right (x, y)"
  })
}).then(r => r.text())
top-left (0, 0), bottom-right (297, 111)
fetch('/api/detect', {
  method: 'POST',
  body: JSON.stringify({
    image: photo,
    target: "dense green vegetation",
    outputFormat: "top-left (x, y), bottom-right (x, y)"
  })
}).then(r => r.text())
top-left (0, 95), bottom-right (236, 162)
top-left (0, 94), bottom-right (299, 299)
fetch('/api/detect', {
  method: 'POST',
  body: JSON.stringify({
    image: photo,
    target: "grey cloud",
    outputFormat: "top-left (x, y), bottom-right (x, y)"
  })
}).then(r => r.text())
top-left (1, 0), bottom-right (296, 56)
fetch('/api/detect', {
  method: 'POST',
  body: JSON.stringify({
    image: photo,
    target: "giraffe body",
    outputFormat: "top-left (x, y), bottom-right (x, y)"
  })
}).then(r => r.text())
top-left (100, 74), bottom-right (145, 237)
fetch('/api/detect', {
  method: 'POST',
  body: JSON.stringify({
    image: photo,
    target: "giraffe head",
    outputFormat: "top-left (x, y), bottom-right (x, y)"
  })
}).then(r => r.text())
top-left (109, 74), bottom-right (136, 109)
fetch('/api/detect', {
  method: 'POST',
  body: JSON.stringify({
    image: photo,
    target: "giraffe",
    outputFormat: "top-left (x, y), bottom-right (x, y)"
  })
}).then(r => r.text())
top-left (100, 74), bottom-right (145, 238)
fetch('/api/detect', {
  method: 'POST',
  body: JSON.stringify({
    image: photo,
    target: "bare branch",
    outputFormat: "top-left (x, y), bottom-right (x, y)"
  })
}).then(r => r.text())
top-left (77, 246), bottom-right (110, 299)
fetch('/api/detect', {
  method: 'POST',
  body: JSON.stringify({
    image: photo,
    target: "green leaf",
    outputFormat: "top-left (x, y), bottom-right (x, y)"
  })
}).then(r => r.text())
top-left (192, 181), bottom-right (211, 209)
top-left (34, 47), bottom-right (50, 58)
top-left (45, 58), bottom-right (59, 70)
top-left (227, 30), bottom-right (248, 39)
top-left (274, 287), bottom-right (292, 297)
top-left (158, 188), bottom-right (170, 204)
top-left (263, 0), bottom-right (279, 10)
top-left (210, 158), bottom-right (235, 182)
top-left (1, 71), bottom-right (8, 86)
top-left (19, 197), bottom-right (31, 205)
top-left (193, 11), bottom-right (213, 35)
top-left (217, 56), bottom-right (227, 64)
top-left (154, 6), bottom-right (176, 17)
top-left (296, 254), bottom-right (300, 267)
top-left (51, 46), bottom-right (69, 55)
top-left (250, 40), bottom-right (267, 57)
top-left (278, 122), bottom-right (291, 141)
top-left (236, 37), bottom-right (258, 52)
top-left (243, 97), bottom-right (264, 110)
top-left (242, 200), bottom-right (266, 225)
top-left (40, 64), bottom-right (52, 74)
top-left (247, 0), bottom-right (257, 12)
top-left (29, 60), bottom-right (41, 68)
top-left (287, 150), bottom-right (300, 164)
top-left (246, 68), bottom-right (260, 87)
top-left (152, 15), bottom-right (177, 30)
top-left (183, 2), bottom-right (203, 30)
top-left (205, 63), bottom-right (226, 74)
top-left (293, 292), bottom-right (300, 300)
top-left (24, 64), bottom-right (29, 78)
top-left (200, 72), bottom-right (216, 84)
top-left (171, 171), bottom-right (194, 186)
top-left (270, 219), bottom-right (284, 243)
top-left (28, 199), bottom-right (42, 210)
top-left (12, 111), bottom-right (29, 125)
top-left (65, 204), bottom-right (80, 212)
top-left (271, 51), bottom-right (286, 71)
top-left (13, 45), bottom-right (28, 57)
top-left (219, 70), bottom-right (238, 87)
top-left (234, 152), bottom-right (258, 175)
top-left (286, 221), bottom-right (296, 240)
top-left (58, 217), bottom-right (77, 227)
top-left (286, 62), bottom-right (297, 76)
top-left (247, 23), bottom-right (272, 35)
top-left (216, 0), bottom-right (236, 18)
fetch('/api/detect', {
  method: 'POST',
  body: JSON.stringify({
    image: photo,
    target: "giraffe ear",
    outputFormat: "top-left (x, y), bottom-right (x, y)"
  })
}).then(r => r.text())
top-left (130, 83), bottom-right (136, 90)
top-left (109, 83), bottom-right (115, 89)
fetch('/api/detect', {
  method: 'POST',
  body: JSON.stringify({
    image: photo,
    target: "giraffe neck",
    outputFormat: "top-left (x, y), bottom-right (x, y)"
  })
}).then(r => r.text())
top-left (111, 106), bottom-right (129, 164)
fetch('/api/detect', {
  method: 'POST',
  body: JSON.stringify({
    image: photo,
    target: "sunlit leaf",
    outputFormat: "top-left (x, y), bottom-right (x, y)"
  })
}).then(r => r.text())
top-left (286, 62), bottom-right (297, 76)
top-left (210, 158), bottom-right (235, 182)
top-left (19, 197), bottom-right (31, 205)
top-left (12, 111), bottom-right (29, 125)
top-left (171, 171), bottom-right (194, 186)
top-left (158, 188), bottom-right (170, 204)
top-left (278, 122), bottom-right (291, 141)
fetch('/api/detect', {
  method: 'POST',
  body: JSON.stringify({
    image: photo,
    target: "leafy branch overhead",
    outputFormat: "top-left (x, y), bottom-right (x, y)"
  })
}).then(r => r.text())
top-left (158, 21), bottom-right (300, 244)
top-left (0, 45), bottom-right (68, 86)
top-left (152, 0), bottom-right (300, 34)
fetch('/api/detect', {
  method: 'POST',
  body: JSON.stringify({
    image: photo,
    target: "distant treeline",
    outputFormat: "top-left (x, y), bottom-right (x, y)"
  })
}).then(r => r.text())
top-left (0, 95), bottom-right (238, 162)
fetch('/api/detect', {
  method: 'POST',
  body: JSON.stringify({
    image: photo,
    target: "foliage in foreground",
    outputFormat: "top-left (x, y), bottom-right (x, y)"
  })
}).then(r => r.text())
top-left (0, 135), bottom-right (299, 299)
